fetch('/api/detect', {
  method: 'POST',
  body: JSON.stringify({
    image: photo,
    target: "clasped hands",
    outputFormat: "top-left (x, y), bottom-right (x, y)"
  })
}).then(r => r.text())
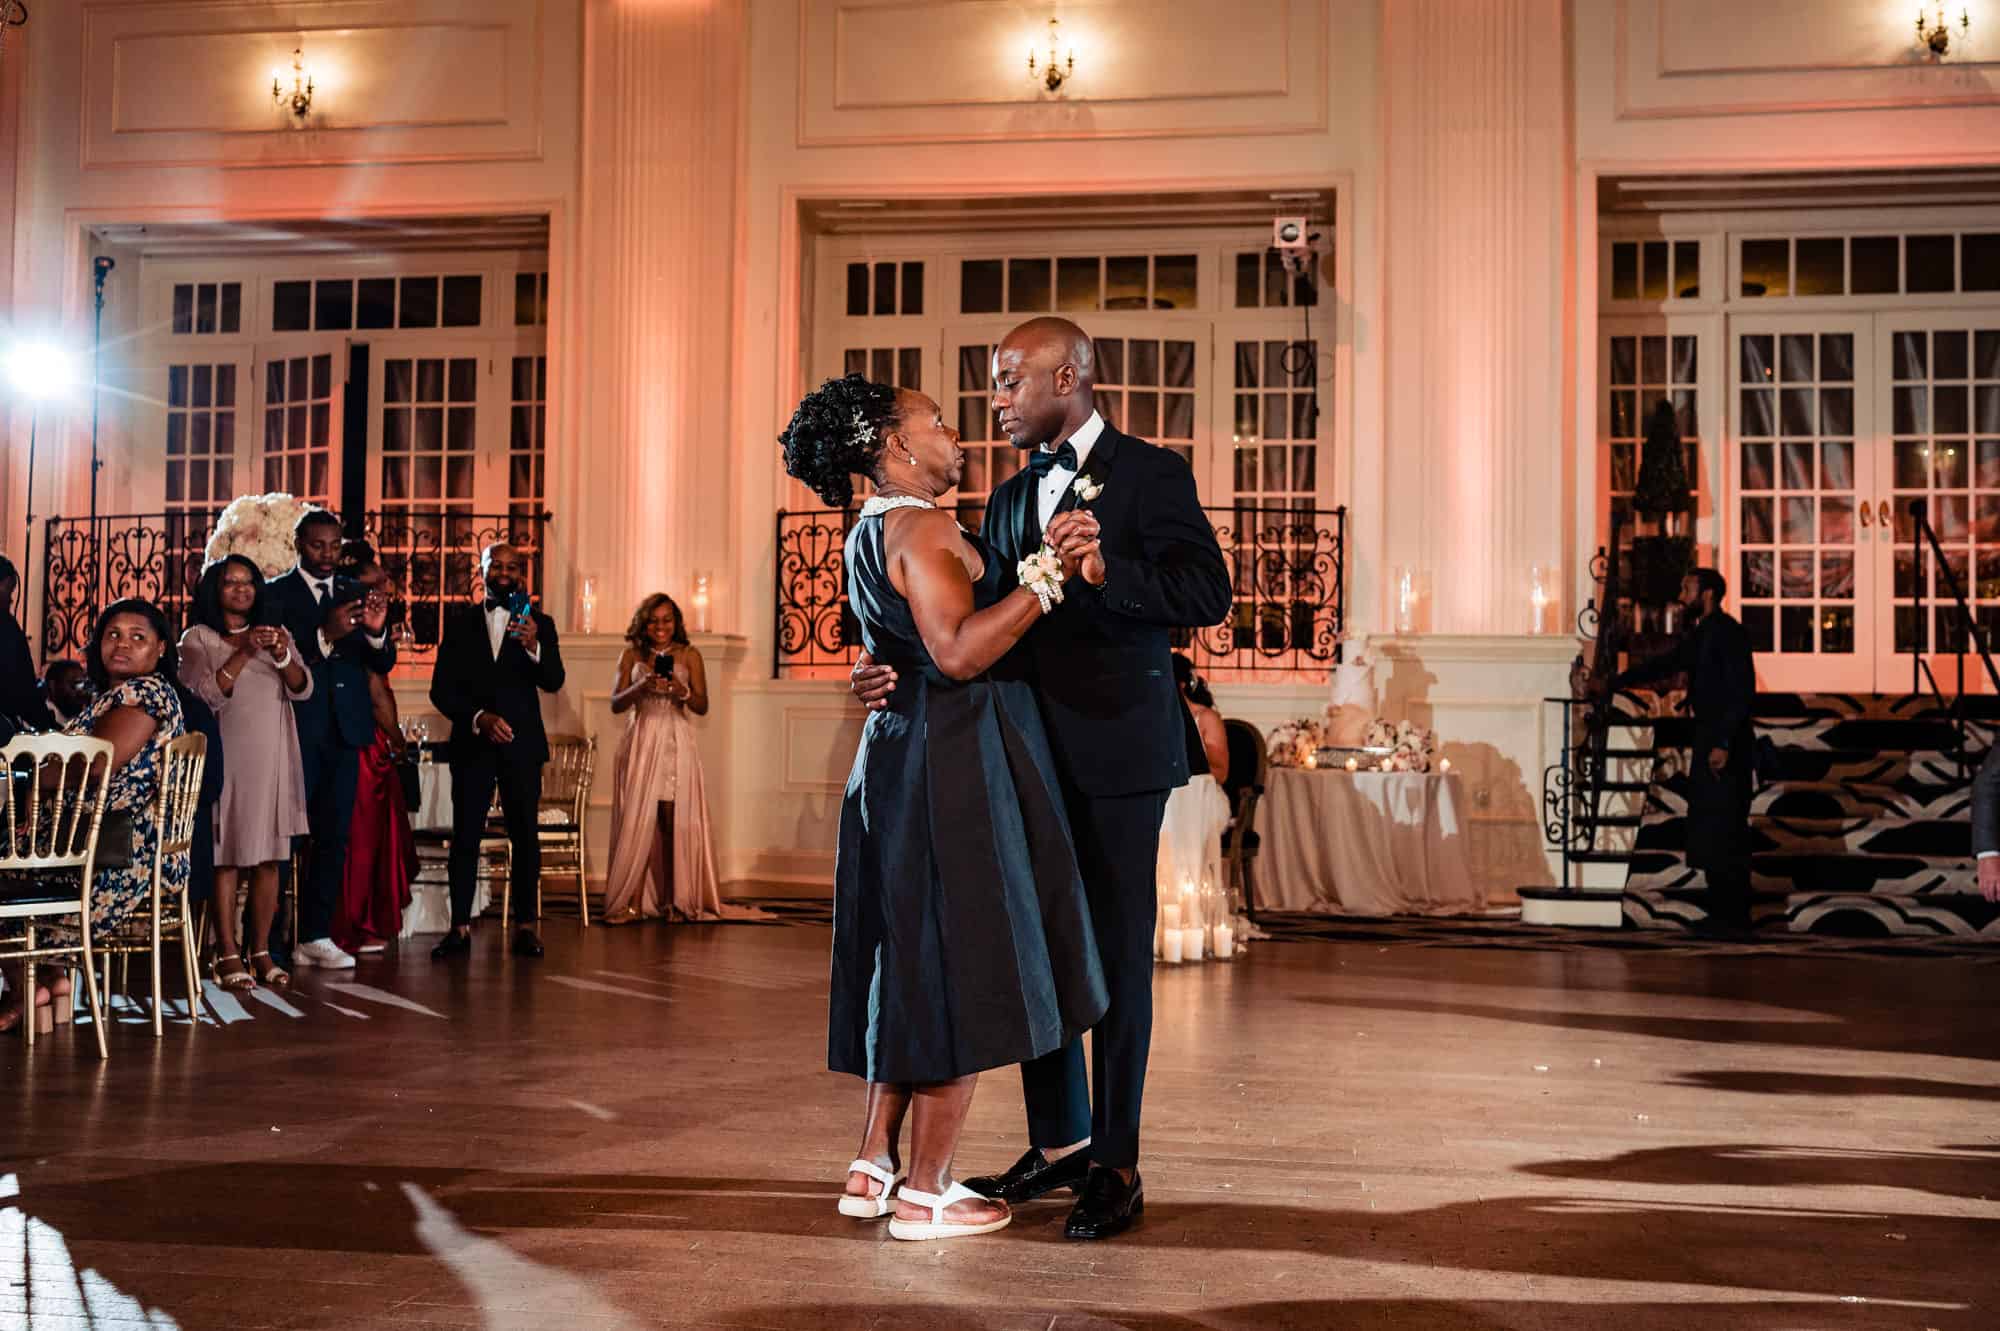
top-left (1043, 510), bottom-right (1105, 587)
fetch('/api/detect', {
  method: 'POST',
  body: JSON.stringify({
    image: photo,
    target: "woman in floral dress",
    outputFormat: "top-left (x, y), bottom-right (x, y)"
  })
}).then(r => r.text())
top-left (0, 599), bottom-right (189, 1033)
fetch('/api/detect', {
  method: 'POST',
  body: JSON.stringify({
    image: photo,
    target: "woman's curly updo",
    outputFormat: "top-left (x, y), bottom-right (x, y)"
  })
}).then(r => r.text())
top-left (780, 373), bottom-right (902, 509)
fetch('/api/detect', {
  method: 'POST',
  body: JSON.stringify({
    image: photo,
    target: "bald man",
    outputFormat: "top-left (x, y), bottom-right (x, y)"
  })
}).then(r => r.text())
top-left (853, 315), bottom-right (1232, 1239)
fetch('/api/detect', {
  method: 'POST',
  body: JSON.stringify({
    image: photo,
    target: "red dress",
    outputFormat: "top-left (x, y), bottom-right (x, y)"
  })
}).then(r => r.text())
top-left (335, 728), bottom-right (417, 950)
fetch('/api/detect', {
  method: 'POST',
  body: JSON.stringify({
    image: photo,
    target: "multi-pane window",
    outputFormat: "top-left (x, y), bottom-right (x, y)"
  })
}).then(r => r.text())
top-left (1233, 250), bottom-right (1320, 309)
top-left (514, 272), bottom-right (549, 327)
top-left (1606, 334), bottom-right (1699, 534)
top-left (165, 363), bottom-right (238, 578)
top-left (378, 354), bottom-right (480, 648)
top-left (846, 261), bottom-right (924, 316)
top-left (1099, 337), bottom-right (1196, 466)
top-left (1736, 233), bottom-right (2000, 299)
top-left (1889, 328), bottom-right (2000, 653)
top-left (1231, 339), bottom-right (1319, 508)
top-left (961, 253), bottom-right (1198, 315)
top-left (842, 347), bottom-right (923, 391)
top-left (1736, 332), bottom-right (1858, 657)
top-left (273, 274), bottom-right (484, 331)
top-left (1606, 241), bottom-right (1702, 302)
top-left (262, 353), bottom-right (334, 503)
top-left (171, 283), bottom-right (242, 335)
top-left (952, 344), bottom-right (1016, 531)
top-left (509, 356), bottom-right (548, 522)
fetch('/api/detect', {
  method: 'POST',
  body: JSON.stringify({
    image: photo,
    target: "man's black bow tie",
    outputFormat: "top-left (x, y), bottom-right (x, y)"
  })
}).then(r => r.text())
top-left (1027, 442), bottom-right (1079, 479)
top-left (484, 597), bottom-right (511, 612)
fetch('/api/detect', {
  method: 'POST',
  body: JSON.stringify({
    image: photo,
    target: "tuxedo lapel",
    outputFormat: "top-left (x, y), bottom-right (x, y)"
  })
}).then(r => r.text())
top-left (1048, 426), bottom-right (1122, 529)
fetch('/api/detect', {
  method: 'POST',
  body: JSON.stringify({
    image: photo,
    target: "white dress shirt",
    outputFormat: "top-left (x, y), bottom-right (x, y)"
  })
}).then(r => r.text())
top-left (1035, 410), bottom-right (1106, 531)
top-left (484, 601), bottom-right (541, 662)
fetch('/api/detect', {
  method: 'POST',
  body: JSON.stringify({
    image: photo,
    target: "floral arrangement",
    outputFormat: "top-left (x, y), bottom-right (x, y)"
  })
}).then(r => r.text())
top-left (204, 492), bottom-right (319, 578)
top-left (1363, 719), bottom-right (1440, 772)
top-left (1267, 717), bottom-right (1326, 768)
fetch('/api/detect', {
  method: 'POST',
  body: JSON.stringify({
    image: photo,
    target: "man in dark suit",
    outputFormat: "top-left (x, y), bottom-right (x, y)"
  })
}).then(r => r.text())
top-left (855, 316), bottom-right (1233, 1239)
top-left (266, 508), bottom-right (396, 970)
top-left (0, 556), bottom-right (51, 737)
top-left (428, 540), bottom-right (565, 961)
top-left (1968, 736), bottom-right (2000, 905)
top-left (1605, 567), bottom-right (1758, 932)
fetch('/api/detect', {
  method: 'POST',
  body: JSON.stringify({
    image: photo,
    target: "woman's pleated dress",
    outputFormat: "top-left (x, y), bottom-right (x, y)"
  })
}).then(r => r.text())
top-left (828, 510), bottom-right (1107, 1085)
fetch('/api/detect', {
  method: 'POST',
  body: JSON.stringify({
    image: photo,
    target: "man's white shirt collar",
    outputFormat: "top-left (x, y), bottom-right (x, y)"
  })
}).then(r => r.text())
top-left (1042, 410), bottom-right (1106, 470)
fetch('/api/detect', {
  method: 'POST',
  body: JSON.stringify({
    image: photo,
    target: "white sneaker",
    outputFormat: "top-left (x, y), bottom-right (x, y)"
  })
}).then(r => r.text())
top-left (293, 938), bottom-right (356, 970)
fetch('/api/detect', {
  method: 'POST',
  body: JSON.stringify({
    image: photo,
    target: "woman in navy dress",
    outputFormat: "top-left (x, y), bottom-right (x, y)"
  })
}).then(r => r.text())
top-left (781, 372), bottom-right (1108, 1241)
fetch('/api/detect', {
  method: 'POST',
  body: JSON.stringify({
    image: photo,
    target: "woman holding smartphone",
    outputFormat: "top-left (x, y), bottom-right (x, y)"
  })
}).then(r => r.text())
top-left (601, 592), bottom-right (722, 923)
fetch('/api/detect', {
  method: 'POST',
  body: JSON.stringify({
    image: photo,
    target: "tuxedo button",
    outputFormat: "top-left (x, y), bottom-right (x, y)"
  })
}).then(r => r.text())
top-left (1123, 600), bottom-right (1141, 612)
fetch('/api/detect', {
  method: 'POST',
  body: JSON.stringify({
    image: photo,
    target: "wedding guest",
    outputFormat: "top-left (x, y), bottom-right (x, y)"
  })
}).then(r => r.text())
top-left (428, 541), bottom-right (565, 962)
top-left (0, 599), bottom-right (189, 1033)
top-left (265, 508), bottom-right (396, 971)
top-left (332, 540), bottom-right (415, 954)
top-left (1603, 568), bottom-right (1756, 933)
top-left (180, 555), bottom-right (312, 991)
top-left (1171, 653), bottom-right (1229, 786)
top-left (602, 593), bottom-right (722, 924)
top-left (782, 372), bottom-right (1107, 1241)
top-left (0, 555), bottom-right (47, 737)
top-left (40, 659), bottom-right (91, 727)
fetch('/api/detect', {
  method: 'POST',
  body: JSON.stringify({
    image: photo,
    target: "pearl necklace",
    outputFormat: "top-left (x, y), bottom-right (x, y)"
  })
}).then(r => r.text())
top-left (859, 495), bottom-right (936, 517)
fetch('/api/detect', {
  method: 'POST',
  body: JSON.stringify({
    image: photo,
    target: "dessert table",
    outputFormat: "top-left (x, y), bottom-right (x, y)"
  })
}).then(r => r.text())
top-left (1256, 766), bottom-right (1482, 915)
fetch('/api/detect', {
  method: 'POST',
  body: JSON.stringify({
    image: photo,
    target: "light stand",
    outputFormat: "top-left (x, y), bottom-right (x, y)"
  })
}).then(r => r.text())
top-left (88, 255), bottom-right (113, 532)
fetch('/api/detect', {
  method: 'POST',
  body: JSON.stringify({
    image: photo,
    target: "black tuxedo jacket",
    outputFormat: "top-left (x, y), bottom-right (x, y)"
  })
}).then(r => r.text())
top-left (1613, 609), bottom-right (1756, 757)
top-left (265, 568), bottom-right (396, 752)
top-left (429, 601), bottom-right (566, 766)
top-left (985, 422), bottom-right (1233, 797)
top-left (0, 609), bottom-right (51, 735)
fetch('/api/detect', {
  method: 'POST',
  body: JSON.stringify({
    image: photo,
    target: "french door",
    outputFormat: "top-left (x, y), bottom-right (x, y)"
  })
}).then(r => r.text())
top-left (1874, 313), bottom-right (2000, 694)
top-left (1729, 316), bottom-right (1876, 692)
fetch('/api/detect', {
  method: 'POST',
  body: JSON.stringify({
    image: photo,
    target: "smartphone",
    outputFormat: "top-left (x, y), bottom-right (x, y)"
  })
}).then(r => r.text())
top-left (653, 652), bottom-right (673, 677)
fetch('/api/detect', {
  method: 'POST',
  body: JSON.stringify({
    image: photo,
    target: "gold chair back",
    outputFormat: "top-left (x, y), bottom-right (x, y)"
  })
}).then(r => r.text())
top-left (99, 731), bottom-right (208, 1039)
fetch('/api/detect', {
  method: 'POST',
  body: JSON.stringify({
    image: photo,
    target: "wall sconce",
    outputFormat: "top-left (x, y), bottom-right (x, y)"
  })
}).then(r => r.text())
top-left (1027, 16), bottom-right (1075, 95)
top-left (272, 46), bottom-right (314, 122)
top-left (1917, 5), bottom-right (1970, 58)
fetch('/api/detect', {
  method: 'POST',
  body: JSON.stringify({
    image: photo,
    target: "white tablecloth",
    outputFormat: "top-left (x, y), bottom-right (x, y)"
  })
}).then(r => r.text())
top-left (1157, 773), bottom-right (1231, 895)
top-left (1257, 767), bottom-right (1482, 916)
top-left (403, 758), bottom-right (489, 936)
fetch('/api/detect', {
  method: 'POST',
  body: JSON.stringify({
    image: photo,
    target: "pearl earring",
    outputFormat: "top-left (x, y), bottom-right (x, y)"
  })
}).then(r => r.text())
top-left (905, 452), bottom-right (918, 466)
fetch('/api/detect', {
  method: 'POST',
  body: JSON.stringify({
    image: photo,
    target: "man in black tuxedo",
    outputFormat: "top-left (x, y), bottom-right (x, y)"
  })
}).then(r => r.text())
top-left (854, 316), bottom-right (1232, 1239)
top-left (428, 540), bottom-right (565, 961)
top-left (1606, 567), bottom-right (1758, 932)
top-left (265, 509), bottom-right (395, 970)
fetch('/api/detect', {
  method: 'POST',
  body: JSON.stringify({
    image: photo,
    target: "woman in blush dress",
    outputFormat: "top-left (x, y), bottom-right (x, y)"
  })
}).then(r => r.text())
top-left (180, 558), bottom-right (312, 991)
top-left (601, 593), bottom-right (722, 923)
top-left (332, 541), bottom-right (416, 954)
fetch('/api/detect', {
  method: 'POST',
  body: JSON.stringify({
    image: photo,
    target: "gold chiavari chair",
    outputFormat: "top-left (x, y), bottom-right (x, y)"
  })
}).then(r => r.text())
top-left (500, 734), bottom-right (597, 928)
top-left (0, 735), bottom-right (116, 1058)
top-left (95, 734), bottom-right (208, 1038)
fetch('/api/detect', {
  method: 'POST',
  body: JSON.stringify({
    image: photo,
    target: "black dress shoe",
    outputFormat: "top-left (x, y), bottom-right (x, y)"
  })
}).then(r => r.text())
top-left (963, 1146), bottom-right (1093, 1203)
top-left (430, 930), bottom-right (472, 961)
top-left (511, 928), bottom-right (544, 958)
top-left (1065, 1167), bottom-right (1142, 1241)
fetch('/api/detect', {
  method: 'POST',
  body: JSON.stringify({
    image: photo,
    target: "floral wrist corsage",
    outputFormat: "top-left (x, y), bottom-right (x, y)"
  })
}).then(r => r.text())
top-left (1018, 475), bottom-right (1107, 615)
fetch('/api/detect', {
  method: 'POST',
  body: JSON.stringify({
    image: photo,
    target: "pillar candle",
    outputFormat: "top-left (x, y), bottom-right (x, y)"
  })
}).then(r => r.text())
top-left (1184, 928), bottom-right (1204, 962)
top-left (1214, 924), bottom-right (1235, 958)
top-left (1162, 929), bottom-right (1184, 964)
top-left (1161, 901), bottom-right (1182, 932)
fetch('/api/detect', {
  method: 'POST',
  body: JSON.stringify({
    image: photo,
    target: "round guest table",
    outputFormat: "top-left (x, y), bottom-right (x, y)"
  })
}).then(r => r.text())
top-left (1256, 766), bottom-right (1482, 915)
top-left (403, 752), bottom-right (490, 936)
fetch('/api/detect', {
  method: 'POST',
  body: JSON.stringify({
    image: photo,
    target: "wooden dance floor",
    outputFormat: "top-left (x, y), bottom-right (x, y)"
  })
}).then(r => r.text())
top-left (4, 917), bottom-right (1997, 1329)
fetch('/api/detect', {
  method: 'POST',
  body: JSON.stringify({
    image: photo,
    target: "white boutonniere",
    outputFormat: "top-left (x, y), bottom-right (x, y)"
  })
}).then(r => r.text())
top-left (1072, 476), bottom-right (1104, 503)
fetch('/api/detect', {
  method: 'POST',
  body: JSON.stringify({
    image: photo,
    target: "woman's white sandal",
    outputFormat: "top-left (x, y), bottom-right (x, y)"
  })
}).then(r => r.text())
top-left (836, 1159), bottom-right (904, 1219)
top-left (887, 1181), bottom-right (1011, 1241)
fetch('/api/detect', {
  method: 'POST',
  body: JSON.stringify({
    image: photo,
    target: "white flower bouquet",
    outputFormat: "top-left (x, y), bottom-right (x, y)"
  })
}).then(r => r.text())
top-left (1362, 718), bottom-right (1440, 772)
top-left (204, 492), bottom-right (319, 578)
top-left (1267, 717), bottom-right (1326, 768)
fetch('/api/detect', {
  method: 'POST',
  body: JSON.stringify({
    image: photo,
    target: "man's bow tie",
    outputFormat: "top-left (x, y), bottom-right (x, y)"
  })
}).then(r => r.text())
top-left (484, 597), bottom-right (511, 612)
top-left (1027, 441), bottom-right (1079, 479)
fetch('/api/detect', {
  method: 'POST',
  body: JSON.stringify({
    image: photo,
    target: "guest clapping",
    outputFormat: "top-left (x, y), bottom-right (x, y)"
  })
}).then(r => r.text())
top-left (602, 594), bottom-right (722, 923)
top-left (1, 599), bottom-right (190, 1033)
top-left (180, 556), bottom-right (312, 991)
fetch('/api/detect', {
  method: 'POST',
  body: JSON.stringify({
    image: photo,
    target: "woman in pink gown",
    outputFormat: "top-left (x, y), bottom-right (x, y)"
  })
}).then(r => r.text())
top-left (603, 593), bottom-right (722, 923)
top-left (332, 545), bottom-right (416, 952)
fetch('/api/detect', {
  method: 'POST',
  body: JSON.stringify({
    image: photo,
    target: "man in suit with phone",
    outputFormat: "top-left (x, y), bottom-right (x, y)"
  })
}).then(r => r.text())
top-left (266, 508), bottom-right (396, 970)
top-left (852, 317), bottom-right (1233, 1239)
top-left (428, 540), bottom-right (566, 961)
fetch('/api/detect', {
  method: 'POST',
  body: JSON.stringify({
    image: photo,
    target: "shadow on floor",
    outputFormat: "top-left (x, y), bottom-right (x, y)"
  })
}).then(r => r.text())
top-left (1518, 1141), bottom-right (2000, 1201)
top-left (1671, 1069), bottom-right (2000, 1101)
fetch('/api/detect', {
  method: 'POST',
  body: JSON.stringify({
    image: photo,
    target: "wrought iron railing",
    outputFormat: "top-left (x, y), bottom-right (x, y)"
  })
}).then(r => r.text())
top-left (1908, 500), bottom-right (1999, 777)
top-left (39, 509), bottom-right (551, 665)
top-left (1539, 510), bottom-right (1627, 889)
top-left (774, 504), bottom-right (1345, 677)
